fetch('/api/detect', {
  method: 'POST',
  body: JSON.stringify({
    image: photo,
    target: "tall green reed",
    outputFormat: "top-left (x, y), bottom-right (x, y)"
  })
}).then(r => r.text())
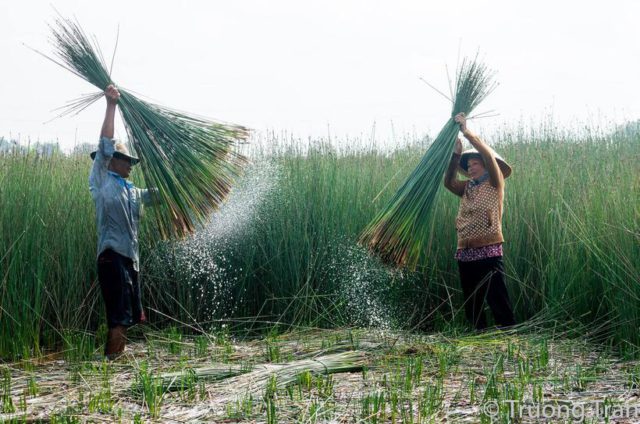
top-left (0, 123), bottom-right (638, 359)
top-left (0, 150), bottom-right (98, 358)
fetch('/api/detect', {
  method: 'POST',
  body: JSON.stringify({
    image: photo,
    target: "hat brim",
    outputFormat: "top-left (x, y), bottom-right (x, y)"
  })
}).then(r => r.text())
top-left (90, 151), bottom-right (140, 165)
top-left (459, 149), bottom-right (512, 179)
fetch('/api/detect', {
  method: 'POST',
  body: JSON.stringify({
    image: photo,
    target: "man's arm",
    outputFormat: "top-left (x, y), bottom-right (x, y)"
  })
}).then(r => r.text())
top-left (444, 137), bottom-right (465, 196)
top-left (454, 113), bottom-right (504, 189)
top-left (100, 85), bottom-right (119, 139)
top-left (90, 85), bottom-right (120, 198)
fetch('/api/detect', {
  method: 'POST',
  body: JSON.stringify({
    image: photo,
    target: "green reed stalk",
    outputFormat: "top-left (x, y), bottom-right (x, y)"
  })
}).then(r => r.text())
top-left (38, 17), bottom-right (248, 239)
top-left (1, 122), bottom-right (638, 359)
top-left (359, 58), bottom-right (497, 269)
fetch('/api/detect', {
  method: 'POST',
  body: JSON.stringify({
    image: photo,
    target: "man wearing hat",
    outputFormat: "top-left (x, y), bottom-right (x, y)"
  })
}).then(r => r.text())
top-left (444, 112), bottom-right (516, 330)
top-left (89, 84), bottom-right (153, 358)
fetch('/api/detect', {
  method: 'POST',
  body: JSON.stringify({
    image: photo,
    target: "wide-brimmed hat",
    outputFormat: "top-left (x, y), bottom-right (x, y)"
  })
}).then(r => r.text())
top-left (90, 141), bottom-right (140, 165)
top-left (459, 148), bottom-right (512, 179)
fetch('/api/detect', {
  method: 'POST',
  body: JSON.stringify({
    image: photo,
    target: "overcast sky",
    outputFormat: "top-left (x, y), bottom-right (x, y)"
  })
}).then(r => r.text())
top-left (2, 0), bottom-right (639, 149)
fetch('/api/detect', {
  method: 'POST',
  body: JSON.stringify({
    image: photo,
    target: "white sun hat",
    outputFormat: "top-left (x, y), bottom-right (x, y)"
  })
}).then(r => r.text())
top-left (459, 148), bottom-right (512, 179)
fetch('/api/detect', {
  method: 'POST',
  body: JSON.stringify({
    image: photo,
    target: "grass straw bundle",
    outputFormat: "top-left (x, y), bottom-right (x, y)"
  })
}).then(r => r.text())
top-left (359, 58), bottom-right (497, 269)
top-left (214, 351), bottom-right (366, 395)
top-left (154, 351), bottom-right (365, 393)
top-left (40, 17), bottom-right (249, 239)
top-left (156, 364), bottom-right (250, 392)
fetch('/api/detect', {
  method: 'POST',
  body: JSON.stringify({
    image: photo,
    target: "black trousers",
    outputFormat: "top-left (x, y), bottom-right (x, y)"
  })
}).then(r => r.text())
top-left (97, 249), bottom-right (143, 329)
top-left (458, 256), bottom-right (515, 330)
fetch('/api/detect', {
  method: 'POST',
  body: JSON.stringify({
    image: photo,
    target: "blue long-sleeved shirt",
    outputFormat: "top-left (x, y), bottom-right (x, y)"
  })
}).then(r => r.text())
top-left (89, 137), bottom-right (153, 271)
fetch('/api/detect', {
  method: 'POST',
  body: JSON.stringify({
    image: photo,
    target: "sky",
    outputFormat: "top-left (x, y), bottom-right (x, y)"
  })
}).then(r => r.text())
top-left (1, 0), bottom-right (639, 150)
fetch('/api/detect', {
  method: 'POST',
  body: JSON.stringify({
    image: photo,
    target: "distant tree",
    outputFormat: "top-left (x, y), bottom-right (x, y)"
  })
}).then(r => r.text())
top-left (31, 142), bottom-right (61, 157)
top-left (619, 119), bottom-right (640, 138)
top-left (0, 137), bottom-right (23, 154)
top-left (70, 142), bottom-right (95, 157)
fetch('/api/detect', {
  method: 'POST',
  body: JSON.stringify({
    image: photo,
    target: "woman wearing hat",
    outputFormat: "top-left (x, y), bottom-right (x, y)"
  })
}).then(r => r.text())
top-left (444, 112), bottom-right (516, 330)
top-left (89, 84), bottom-right (154, 358)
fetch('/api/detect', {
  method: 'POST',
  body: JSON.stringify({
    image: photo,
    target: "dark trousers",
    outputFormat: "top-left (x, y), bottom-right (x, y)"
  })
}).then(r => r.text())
top-left (458, 256), bottom-right (515, 330)
top-left (97, 249), bottom-right (143, 329)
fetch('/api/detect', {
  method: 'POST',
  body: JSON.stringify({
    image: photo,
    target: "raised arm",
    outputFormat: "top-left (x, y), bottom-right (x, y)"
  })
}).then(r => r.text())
top-left (444, 137), bottom-right (465, 196)
top-left (100, 85), bottom-right (119, 139)
top-left (454, 113), bottom-right (504, 189)
top-left (89, 86), bottom-right (120, 198)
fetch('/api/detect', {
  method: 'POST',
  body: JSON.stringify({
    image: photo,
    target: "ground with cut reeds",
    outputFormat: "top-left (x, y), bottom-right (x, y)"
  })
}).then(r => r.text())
top-left (2, 327), bottom-right (640, 423)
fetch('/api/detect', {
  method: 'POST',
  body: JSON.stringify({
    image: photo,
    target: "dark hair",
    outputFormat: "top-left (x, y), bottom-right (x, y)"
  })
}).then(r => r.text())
top-left (461, 153), bottom-right (484, 171)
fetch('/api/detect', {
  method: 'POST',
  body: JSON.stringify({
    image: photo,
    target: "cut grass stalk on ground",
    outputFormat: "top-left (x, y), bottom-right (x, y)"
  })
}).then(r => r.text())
top-left (1, 327), bottom-right (639, 422)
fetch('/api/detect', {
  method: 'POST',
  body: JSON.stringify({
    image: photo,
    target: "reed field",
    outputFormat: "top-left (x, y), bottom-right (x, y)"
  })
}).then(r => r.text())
top-left (0, 122), bottom-right (638, 364)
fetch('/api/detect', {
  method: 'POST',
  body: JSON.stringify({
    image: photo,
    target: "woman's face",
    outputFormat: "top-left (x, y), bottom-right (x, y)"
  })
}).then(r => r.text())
top-left (467, 157), bottom-right (486, 180)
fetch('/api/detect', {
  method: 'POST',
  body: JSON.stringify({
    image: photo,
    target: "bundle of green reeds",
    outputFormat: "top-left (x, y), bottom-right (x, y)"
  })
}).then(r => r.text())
top-left (153, 351), bottom-right (365, 393)
top-left (214, 351), bottom-right (366, 394)
top-left (359, 58), bottom-right (496, 269)
top-left (156, 364), bottom-right (250, 392)
top-left (40, 17), bottom-right (249, 238)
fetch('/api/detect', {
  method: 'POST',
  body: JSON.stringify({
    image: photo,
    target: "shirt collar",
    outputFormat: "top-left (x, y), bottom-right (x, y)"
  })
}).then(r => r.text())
top-left (108, 171), bottom-right (135, 189)
top-left (469, 171), bottom-right (490, 188)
